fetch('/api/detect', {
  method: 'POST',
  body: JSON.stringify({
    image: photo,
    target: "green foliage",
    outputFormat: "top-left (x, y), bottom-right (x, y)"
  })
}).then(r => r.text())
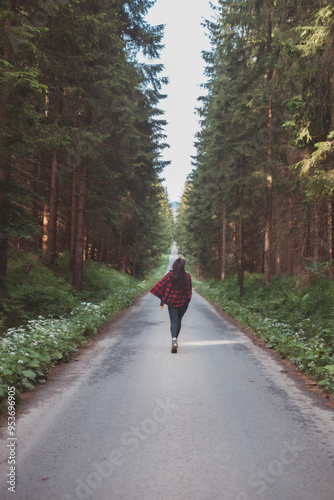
top-left (0, 252), bottom-right (78, 328)
top-left (179, 0), bottom-right (334, 283)
top-left (0, 251), bottom-right (171, 409)
top-left (0, 249), bottom-right (172, 330)
top-left (0, 0), bottom-right (171, 285)
top-left (195, 272), bottom-right (334, 394)
top-left (80, 261), bottom-right (137, 302)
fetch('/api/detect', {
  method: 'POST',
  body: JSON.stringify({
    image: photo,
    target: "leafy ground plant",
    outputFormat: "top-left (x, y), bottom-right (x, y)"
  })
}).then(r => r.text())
top-left (0, 253), bottom-right (169, 410)
top-left (194, 272), bottom-right (334, 394)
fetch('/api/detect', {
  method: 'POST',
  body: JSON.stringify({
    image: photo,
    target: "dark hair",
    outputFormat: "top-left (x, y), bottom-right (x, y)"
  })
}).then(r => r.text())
top-left (171, 258), bottom-right (187, 290)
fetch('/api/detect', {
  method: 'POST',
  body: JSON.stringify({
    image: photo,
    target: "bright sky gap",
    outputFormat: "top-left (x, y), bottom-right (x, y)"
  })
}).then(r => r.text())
top-left (144, 0), bottom-right (218, 202)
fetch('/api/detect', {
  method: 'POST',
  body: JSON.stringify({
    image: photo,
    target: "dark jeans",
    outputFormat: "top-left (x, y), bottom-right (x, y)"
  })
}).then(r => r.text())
top-left (168, 300), bottom-right (190, 339)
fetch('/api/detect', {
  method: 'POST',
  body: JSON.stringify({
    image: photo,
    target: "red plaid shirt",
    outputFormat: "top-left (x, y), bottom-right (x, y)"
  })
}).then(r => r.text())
top-left (150, 271), bottom-right (192, 307)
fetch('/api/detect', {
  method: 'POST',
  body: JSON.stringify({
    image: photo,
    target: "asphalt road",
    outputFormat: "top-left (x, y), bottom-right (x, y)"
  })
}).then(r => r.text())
top-left (1, 248), bottom-right (334, 500)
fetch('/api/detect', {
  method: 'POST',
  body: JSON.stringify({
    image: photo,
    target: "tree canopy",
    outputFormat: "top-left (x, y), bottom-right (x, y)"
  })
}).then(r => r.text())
top-left (0, 0), bottom-right (173, 289)
top-left (177, 0), bottom-right (334, 291)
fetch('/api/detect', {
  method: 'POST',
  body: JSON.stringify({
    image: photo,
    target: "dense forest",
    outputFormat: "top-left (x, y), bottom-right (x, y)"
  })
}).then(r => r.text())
top-left (0, 0), bottom-right (173, 293)
top-left (0, 0), bottom-right (334, 399)
top-left (176, 0), bottom-right (334, 292)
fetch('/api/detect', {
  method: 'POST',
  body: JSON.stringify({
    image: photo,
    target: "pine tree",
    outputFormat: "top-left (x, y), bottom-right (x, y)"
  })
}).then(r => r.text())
top-left (0, 0), bottom-right (46, 276)
top-left (178, 0), bottom-right (334, 283)
top-left (1, 0), bottom-right (172, 290)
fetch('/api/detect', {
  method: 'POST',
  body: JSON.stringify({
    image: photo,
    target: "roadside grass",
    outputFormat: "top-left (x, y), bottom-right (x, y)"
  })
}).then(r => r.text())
top-left (194, 266), bottom-right (334, 394)
top-left (0, 252), bottom-right (169, 410)
top-left (0, 252), bottom-right (78, 330)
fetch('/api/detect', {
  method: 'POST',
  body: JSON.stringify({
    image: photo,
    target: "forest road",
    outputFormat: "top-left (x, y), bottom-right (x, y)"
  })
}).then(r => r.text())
top-left (0, 248), bottom-right (334, 500)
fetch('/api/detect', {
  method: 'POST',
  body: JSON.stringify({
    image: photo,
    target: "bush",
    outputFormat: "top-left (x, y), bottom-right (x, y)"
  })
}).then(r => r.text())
top-left (0, 251), bottom-right (170, 410)
top-left (195, 273), bottom-right (334, 394)
top-left (0, 251), bottom-right (78, 329)
top-left (80, 261), bottom-right (134, 301)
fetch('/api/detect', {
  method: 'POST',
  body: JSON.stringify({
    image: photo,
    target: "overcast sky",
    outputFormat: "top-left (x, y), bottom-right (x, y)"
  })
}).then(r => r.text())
top-left (144, 0), bottom-right (217, 202)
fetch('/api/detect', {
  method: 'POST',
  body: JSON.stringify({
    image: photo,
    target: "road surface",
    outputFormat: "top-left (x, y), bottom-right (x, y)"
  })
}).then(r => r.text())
top-left (0, 247), bottom-right (334, 499)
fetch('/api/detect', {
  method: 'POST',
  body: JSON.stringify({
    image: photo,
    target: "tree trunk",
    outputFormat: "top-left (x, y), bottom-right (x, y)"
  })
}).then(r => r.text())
top-left (64, 205), bottom-right (71, 252)
top-left (287, 198), bottom-right (293, 274)
top-left (216, 240), bottom-right (221, 279)
top-left (313, 208), bottom-right (319, 263)
top-left (98, 241), bottom-right (107, 263)
top-left (328, 200), bottom-right (333, 263)
top-left (221, 204), bottom-right (227, 282)
top-left (132, 252), bottom-right (136, 277)
top-left (42, 204), bottom-right (48, 251)
top-left (276, 241), bottom-right (281, 274)
top-left (263, 174), bottom-right (272, 286)
top-left (263, 5), bottom-right (273, 287)
top-left (238, 218), bottom-right (244, 297)
top-left (232, 222), bottom-right (237, 271)
top-left (0, 153), bottom-right (11, 277)
top-left (118, 231), bottom-right (123, 271)
top-left (73, 169), bottom-right (86, 291)
top-left (46, 150), bottom-right (59, 265)
top-left (31, 161), bottom-right (43, 251)
top-left (91, 241), bottom-right (97, 261)
top-left (263, 94), bottom-right (273, 286)
top-left (84, 234), bottom-right (89, 261)
top-left (0, 2), bottom-right (14, 277)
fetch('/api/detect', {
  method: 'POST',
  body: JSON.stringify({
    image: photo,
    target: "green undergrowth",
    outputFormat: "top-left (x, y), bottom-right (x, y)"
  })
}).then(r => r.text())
top-left (195, 266), bottom-right (334, 394)
top-left (0, 251), bottom-right (169, 410)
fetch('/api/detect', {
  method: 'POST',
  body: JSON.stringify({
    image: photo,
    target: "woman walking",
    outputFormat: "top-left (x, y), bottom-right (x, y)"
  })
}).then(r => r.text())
top-left (150, 258), bottom-right (192, 353)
